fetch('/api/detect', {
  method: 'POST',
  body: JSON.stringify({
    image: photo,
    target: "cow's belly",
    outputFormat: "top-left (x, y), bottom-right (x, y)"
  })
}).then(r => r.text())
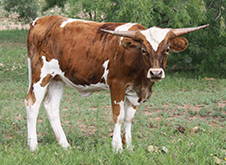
top-left (58, 59), bottom-right (110, 97)
top-left (62, 76), bottom-right (109, 97)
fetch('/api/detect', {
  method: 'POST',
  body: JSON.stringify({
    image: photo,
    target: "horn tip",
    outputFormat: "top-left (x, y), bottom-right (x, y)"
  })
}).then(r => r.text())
top-left (203, 24), bottom-right (210, 27)
top-left (198, 24), bottom-right (209, 30)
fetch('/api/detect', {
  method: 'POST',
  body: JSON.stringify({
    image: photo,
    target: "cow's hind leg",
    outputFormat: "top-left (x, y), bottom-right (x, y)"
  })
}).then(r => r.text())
top-left (43, 78), bottom-right (70, 149)
top-left (25, 77), bottom-right (50, 151)
top-left (122, 98), bottom-right (136, 150)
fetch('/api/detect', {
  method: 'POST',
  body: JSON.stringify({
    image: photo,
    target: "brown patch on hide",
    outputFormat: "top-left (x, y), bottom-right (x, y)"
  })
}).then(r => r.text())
top-left (122, 133), bottom-right (126, 145)
top-left (40, 74), bottom-right (53, 87)
top-left (25, 86), bottom-right (36, 107)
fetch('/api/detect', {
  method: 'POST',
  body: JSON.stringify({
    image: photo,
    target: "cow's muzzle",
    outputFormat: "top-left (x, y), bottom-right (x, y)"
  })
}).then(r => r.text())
top-left (147, 68), bottom-right (165, 82)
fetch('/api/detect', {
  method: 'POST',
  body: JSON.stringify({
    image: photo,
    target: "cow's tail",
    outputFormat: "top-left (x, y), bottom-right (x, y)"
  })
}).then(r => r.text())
top-left (27, 57), bottom-right (32, 93)
top-left (26, 24), bottom-right (33, 93)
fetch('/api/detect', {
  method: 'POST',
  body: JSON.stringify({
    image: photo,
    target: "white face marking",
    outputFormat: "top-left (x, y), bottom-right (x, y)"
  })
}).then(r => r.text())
top-left (32, 17), bottom-right (40, 26)
top-left (140, 27), bottom-right (170, 51)
top-left (60, 18), bottom-right (91, 28)
top-left (114, 23), bottom-right (137, 45)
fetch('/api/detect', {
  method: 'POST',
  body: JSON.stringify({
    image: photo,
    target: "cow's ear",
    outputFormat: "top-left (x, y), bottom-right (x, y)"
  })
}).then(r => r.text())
top-left (169, 37), bottom-right (188, 52)
top-left (121, 38), bottom-right (141, 51)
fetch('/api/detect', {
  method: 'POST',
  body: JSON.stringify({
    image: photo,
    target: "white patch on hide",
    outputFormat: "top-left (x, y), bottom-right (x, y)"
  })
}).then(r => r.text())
top-left (32, 57), bottom-right (110, 99)
top-left (101, 60), bottom-right (110, 86)
top-left (125, 90), bottom-right (140, 106)
top-left (125, 86), bottom-right (150, 106)
top-left (31, 56), bottom-right (64, 105)
top-left (60, 18), bottom-right (91, 28)
top-left (114, 23), bottom-right (137, 45)
top-left (32, 17), bottom-right (40, 26)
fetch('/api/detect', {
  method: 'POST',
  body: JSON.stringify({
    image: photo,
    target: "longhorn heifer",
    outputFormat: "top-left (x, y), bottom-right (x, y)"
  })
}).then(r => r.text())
top-left (25, 15), bottom-right (209, 152)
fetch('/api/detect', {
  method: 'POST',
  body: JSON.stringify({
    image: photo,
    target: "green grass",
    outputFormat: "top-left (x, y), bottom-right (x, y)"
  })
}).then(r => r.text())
top-left (0, 29), bottom-right (28, 43)
top-left (0, 29), bottom-right (226, 164)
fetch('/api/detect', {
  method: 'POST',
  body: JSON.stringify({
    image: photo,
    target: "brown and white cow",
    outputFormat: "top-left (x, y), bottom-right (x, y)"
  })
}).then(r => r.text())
top-left (25, 15), bottom-right (208, 152)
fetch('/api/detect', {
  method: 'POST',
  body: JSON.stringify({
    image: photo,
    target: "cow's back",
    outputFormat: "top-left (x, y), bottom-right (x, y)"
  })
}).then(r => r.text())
top-left (27, 16), bottom-right (115, 85)
top-left (27, 16), bottom-right (147, 87)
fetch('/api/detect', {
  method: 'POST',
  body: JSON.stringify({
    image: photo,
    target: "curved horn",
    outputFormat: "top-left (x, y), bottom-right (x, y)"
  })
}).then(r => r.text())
top-left (101, 29), bottom-right (138, 38)
top-left (172, 24), bottom-right (209, 36)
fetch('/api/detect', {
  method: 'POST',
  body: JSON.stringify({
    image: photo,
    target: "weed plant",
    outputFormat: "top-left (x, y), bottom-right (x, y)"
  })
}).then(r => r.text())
top-left (0, 29), bottom-right (226, 164)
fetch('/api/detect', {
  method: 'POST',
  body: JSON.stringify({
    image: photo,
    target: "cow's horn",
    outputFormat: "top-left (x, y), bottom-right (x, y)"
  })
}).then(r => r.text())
top-left (172, 24), bottom-right (209, 36)
top-left (101, 29), bottom-right (138, 38)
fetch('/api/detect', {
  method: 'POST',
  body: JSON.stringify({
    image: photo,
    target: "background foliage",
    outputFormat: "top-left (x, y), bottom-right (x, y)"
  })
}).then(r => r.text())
top-left (2, 0), bottom-right (226, 76)
top-left (3, 0), bottom-right (38, 23)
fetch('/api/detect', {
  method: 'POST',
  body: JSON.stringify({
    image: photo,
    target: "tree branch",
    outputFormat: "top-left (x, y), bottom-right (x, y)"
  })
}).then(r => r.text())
top-left (215, 0), bottom-right (222, 21)
top-left (206, 0), bottom-right (215, 11)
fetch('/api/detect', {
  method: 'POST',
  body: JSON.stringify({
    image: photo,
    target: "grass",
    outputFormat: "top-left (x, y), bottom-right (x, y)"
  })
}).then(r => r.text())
top-left (0, 29), bottom-right (226, 165)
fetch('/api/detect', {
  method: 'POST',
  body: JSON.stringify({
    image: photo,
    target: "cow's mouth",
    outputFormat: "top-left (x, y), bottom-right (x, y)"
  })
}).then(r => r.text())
top-left (150, 78), bottom-right (163, 82)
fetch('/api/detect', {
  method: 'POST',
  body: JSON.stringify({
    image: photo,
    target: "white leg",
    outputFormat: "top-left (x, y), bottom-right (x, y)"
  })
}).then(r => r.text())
top-left (43, 80), bottom-right (70, 149)
top-left (25, 83), bottom-right (47, 151)
top-left (112, 100), bottom-right (124, 153)
top-left (124, 98), bottom-right (136, 150)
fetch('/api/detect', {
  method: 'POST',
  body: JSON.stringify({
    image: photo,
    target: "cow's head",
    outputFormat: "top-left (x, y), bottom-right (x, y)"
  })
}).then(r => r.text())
top-left (102, 24), bottom-right (209, 82)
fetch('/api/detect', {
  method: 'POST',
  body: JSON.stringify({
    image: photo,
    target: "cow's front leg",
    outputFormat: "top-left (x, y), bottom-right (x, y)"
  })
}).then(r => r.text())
top-left (123, 98), bottom-right (136, 150)
top-left (110, 88), bottom-right (125, 153)
top-left (111, 100), bottom-right (124, 152)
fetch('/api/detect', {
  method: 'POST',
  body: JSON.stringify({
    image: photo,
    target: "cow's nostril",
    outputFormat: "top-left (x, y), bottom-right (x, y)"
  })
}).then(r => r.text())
top-left (149, 69), bottom-right (162, 79)
top-left (158, 70), bottom-right (162, 76)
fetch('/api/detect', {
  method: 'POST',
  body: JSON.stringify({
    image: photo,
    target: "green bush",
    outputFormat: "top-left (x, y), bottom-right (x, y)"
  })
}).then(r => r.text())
top-left (3, 0), bottom-right (38, 23)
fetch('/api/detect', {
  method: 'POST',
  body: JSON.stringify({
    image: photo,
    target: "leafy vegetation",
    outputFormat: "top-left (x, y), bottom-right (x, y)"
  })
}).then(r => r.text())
top-left (2, 0), bottom-right (38, 23)
top-left (0, 29), bottom-right (226, 164)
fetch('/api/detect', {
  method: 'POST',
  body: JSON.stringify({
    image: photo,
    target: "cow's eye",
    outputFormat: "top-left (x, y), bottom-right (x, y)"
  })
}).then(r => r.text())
top-left (141, 48), bottom-right (147, 55)
top-left (166, 48), bottom-right (170, 53)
